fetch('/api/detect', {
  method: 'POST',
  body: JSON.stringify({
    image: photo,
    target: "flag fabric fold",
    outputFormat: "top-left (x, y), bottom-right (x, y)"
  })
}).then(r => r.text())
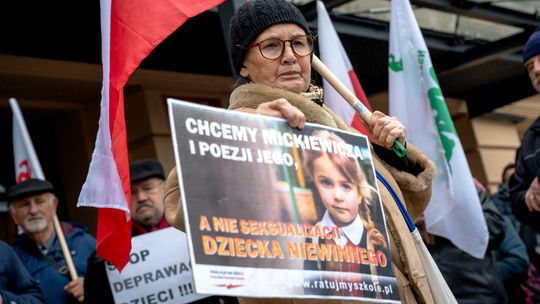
top-left (389, 0), bottom-right (488, 258)
top-left (316, 1), bottom-right (371, 135)
top-left (10, 98), bottom-right (45, 181)
top-left (77, 0), bottom-right (223, 271)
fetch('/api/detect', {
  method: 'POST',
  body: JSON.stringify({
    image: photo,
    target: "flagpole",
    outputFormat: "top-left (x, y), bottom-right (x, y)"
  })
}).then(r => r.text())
top-left (311, 56), bottom-right (407, 157)
top-left (9, 97), bottom-right (79, 281)
top-left (377, 171), bottom-right (458, 303)
top-left (53, 216), bottom-right (79, 280)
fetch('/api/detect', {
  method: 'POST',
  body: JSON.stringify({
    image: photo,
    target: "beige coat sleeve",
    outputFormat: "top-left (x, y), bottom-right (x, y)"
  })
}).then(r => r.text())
top-left (163, 167), bottom-right (184, 231)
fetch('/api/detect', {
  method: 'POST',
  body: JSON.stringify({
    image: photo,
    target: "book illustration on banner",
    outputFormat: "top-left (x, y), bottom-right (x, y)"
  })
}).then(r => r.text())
top-left (168, 98), bottom-right (399, 303)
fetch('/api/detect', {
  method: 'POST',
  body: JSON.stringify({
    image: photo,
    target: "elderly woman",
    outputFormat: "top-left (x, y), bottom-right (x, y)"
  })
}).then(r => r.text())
top-left (164, 0), bottom-right (436, 303)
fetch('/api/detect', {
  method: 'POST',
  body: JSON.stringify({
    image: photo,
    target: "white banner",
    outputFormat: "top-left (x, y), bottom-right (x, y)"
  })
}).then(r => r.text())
top-left (106, 228), bottom-right (207, 304)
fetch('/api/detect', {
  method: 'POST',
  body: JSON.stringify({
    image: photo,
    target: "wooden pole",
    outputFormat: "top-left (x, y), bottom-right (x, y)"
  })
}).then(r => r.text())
top-left (311, 55), bottom-right (406, 157)
top-left (311, 55), bottom-right (372, 122)
top-left (53, 215), bottom-right (79, 280)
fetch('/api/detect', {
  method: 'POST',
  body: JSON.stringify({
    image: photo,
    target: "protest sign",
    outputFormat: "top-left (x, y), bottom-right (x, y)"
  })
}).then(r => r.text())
top-left (168, 98), bottom-right (399, 302)
top-left (106, 227), bottom-right (207, 303)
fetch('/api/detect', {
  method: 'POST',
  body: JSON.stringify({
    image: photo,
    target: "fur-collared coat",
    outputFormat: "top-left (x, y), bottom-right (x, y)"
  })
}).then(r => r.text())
top-left (164, 84), bottom-right (437, 304)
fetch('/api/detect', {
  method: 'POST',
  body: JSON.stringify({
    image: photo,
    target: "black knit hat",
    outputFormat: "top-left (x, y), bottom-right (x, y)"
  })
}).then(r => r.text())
top-left (229, 0), bottom-right (311, 73)
top-left (129, 159), bottom-right (165, 183)
top-left (6, 178), bottom-right (54, 203)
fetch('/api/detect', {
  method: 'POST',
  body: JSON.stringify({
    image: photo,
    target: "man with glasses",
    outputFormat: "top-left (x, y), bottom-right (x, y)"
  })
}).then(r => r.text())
top-left (129, 159), bottom-right (169, 235)
top-left (7, 178), bottom-right (96, 303)
top-left (84, 159), bottom-right (170, 303)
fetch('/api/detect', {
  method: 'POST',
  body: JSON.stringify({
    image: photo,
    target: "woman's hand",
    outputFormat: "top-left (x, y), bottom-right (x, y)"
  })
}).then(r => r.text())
top-left (369, 111), bottom-right (406, 150)
top-left (255, 98), bottom-right (305, 129)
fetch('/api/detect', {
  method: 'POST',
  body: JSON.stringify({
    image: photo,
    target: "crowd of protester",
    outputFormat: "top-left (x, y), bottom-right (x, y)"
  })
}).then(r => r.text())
top-left (0, 159), bottom-right (238, 304)
top-left (3, 160), bottom-right (539, 304)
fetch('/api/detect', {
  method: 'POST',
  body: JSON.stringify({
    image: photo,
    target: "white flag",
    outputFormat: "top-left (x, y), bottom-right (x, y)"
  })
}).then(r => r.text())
top-left (316, 0), bottom-right (371, 134)
top-left (389, 0), bottom-right (488, 258)
top-left (10, 98), bottom-right (45, 181)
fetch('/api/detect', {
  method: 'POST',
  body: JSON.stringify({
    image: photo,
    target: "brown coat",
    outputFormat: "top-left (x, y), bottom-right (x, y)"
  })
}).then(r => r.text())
top-left (164, 84), bottom-right (437, 304)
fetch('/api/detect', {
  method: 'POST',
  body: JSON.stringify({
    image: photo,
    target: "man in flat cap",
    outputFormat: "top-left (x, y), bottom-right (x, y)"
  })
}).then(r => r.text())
top-left (7, 178), bottom-right (95, 303)
top-left (510, 27), bottom-right (540, 230)
top-left (129, 159), bottom-right (170, 235)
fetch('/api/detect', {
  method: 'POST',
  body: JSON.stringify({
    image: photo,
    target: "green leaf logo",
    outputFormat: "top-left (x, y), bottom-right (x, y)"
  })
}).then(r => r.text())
top-left (427, 67), bottom-right (456, 164)
top-left (389, 54), bottom-right (403, 72)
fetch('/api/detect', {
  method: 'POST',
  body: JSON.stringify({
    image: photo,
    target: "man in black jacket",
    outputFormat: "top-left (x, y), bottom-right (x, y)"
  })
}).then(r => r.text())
top-left (419, 186), bottom-right (508, 303)
top-left (510, 27), bottom-right (540, 230)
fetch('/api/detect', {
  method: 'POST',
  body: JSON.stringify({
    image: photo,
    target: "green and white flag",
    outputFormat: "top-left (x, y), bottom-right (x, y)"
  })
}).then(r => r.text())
top-left (389, 0), bottom-right (488, 258)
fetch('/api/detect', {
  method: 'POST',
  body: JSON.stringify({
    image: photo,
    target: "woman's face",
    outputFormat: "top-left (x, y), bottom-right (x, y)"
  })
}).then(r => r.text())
top-left (313, 155), bottom-right (360, 227)
top-left (240, 23), bottom-right (311, 93)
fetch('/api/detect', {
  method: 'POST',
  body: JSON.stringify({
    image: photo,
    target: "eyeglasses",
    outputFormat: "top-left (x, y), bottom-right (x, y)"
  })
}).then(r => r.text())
top-left (131, 182), bottom-right (163, 198)
top-left (249, 35), bottom-right (316, 60)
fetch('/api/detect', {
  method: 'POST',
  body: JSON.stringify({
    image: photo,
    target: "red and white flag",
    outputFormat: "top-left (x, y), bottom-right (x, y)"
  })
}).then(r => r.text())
top-left (10, 98), bottom-right (45, 182)
top-left (77, 0), bottom-right (224, 271)
top-left (316, 1), bottom-right (371, 134)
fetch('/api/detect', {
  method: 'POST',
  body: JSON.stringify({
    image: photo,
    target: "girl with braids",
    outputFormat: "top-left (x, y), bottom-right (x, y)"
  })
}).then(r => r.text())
top-left (303, 130), bottom-right (391, 297)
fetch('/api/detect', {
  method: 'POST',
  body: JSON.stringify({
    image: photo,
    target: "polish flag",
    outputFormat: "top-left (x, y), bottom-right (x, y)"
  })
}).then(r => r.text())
top-left (316, 1), bottom-right (371, 134)
top-left (77, 0), bottom-right (223, 271)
